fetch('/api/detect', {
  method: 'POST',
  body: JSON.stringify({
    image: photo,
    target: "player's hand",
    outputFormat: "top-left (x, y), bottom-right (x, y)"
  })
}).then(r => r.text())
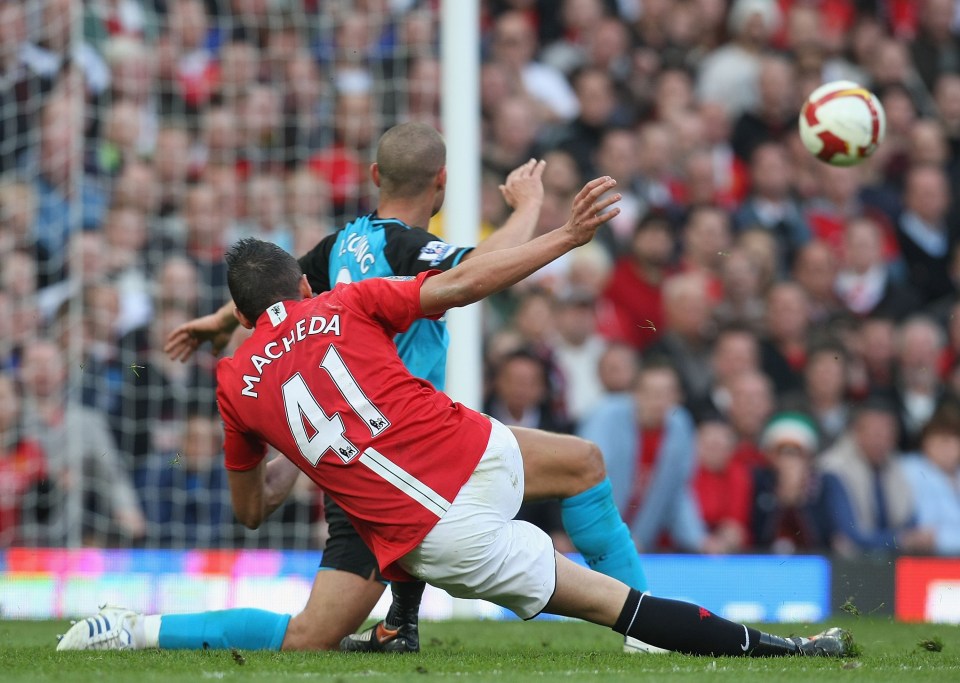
top-left (561, 176), bottom-right (621, 246)
top-left (164, 312), bottom-right (235, 362)
top-left (500, 158), bottom-right (546, 209)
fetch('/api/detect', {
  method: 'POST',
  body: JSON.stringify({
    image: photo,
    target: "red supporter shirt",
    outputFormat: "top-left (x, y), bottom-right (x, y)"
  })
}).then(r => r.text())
top-left (217, 272), bottom-right (492, 580)
top-left (0, 440), bottom-right (47, 545)
top-left (692, 461), bottom-right (753, 535)
top-left (596, 259), bottom-right (667, 351)
top-left (624, 428), bottom-right (663, 524)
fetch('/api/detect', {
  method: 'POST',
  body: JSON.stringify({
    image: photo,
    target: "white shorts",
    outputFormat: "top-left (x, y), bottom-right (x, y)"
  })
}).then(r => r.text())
top-left (398, 418), bottom-right (557, 619)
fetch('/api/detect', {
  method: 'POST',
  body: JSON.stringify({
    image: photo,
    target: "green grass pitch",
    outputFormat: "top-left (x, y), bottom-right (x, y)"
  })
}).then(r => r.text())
top-left (1, 618), bottom-right (958, 682)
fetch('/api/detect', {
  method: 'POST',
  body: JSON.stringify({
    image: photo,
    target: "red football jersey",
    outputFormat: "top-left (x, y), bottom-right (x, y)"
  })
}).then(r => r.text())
top-left (217, 272), bottom-right (492, 579)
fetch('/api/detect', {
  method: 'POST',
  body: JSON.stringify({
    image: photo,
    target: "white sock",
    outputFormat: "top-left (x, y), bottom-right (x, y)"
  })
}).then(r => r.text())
top-left (139, 614), bottom-right (162, 649)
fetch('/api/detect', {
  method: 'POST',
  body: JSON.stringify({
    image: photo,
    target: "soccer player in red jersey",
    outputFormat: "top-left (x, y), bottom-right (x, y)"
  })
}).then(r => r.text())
top-left (162, 124), bottom-right (650, 654)
top-left (59, 178), bottom-right (852, 657)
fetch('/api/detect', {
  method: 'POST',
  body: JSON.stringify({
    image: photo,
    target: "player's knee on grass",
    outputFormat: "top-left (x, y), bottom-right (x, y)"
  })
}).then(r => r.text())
top-left (282, 612), bottom-right (344, 651)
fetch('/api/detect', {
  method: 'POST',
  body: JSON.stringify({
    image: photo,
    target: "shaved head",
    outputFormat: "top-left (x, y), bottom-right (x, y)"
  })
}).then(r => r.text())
top-left (376, 122), bottom-right (446, 198)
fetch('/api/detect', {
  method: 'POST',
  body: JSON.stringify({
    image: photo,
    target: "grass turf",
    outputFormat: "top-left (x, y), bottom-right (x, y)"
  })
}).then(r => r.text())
top-left (1, 618), bottom-right (958, 682)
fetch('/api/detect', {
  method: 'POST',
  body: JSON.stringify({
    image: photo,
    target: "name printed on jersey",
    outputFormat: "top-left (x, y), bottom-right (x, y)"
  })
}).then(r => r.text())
top-left (240, 314), bottom-right (342, 398)
top-left (338, 233), bottom-right (376, 274)
top-left (417, 241), bottom-right (458, 266)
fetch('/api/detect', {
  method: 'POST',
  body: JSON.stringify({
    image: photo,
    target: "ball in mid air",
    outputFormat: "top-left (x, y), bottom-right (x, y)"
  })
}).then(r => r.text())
top-left (799, 81), bottom-right (886, 167)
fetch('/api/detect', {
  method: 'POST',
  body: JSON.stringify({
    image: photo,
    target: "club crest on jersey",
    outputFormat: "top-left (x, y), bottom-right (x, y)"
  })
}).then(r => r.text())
top-left (417, 241), bottom-right (457, 266)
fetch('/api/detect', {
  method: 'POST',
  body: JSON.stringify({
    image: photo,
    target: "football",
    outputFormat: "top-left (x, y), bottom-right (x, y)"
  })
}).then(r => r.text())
top-left (798, 81), bottom-right (886, 166)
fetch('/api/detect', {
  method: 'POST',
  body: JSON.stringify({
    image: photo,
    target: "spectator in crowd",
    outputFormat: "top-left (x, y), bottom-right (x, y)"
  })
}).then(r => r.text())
top-left (0, 181), bottom-right (51, 289)
top-left (137, 411), bottom-right (235, 548)
top-left (784, 341), bottom-right (851, 450)
top-left (153, 123), bottom-right (193, 217)
top-left (484, 348), bottom-right (571, 550)
top-left (579, 362), bottom-right (703, 552)
top-left (102, 37), bottom-right (158, 157)
top-left (908, 0), bottom-right (960, 93)
top-left (733, 142), bottom-right (811, 275)
top-left (730, 54), bottom-right (799, 162)
top-left (633, 122), bottom-right (680, 215)
top-left (647, 272), bottom-right (714, 407)
top-left (117, 301), bottom-right (217, 459)
top-left (482, 95), bottom-right (541, 178)
top-left (551, 289), bottom-right (607, 426)
top-left (893, 315), bottom-right (947, 451)
top-left (33, 95), bottom-right (110, 273)
top-left (727, 370), bottom-right (775, 470)
top-left (19, 339), bottom-right (145, 545)
top-left (680, 206), bottom-right (731, 299)
top-left (804, 164), bottom-right (897, 257)
top-left (21, 0), bottom-right (111, 98)
top-left (896, 164), bottom-right (955, 304)
top-left (819, 396), bottom-right (929, 556)
top-left (835, 217), bottom-right (918, 320)
top-left (485, 348), bottom-right (569, 434)
top-left (596, 213), bottom-right (674, 351)
top-left (489, 10), bottom-right (579, 123)
top-left (551, 66), bottom-right (626, 178)
top-left (850, 313), bottom-right (899, 396)
top-left (901, 402), bottom-right (960, 556)
top-left (156, 0), bottom-right (218, 114)
top-left (696, 0), bottom-right (781, 118)
top-left (792, 240), bottom-right (840, 324)
top-left (182, 183), bottom-right (231, 315)
top-left (692, 417), bottom-right (751, 554)
top-left (713, 246), bottom-right (765, 332)
top-left (596, 342), bottom-right (639, 394)
top-left (0, 373), bottom-right (52, 546)
top-left (695, 324), bottom-right (761, 420)
top-left (233, 174), bottom-right (293, 253)
top-left (752, 412), bottom-right (835, 554)
top-left (0, 0), bottom-right (34, 175)
top-left (760, 282), bottom-right (811, 399)
top-left (589, 128), bottom-right (642, 248)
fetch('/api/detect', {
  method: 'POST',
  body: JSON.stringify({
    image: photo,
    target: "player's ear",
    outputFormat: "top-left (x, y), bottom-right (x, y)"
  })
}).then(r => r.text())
top-left (233, 307), bottom-right (254, 330)
top-left (436, 165), bottom-right (447, 189)
top-left (370, 162), bottom-right (381, 187)
top-left (298, 274), bottom-right (312, 298)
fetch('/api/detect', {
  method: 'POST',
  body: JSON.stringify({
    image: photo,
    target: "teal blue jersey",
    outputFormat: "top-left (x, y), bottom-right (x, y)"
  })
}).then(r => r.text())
top-left (297, 214), bottom-right (472, 389)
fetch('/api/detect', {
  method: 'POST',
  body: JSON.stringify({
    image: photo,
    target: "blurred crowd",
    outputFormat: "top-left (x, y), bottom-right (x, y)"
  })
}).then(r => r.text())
top-left (1, 0), bottom-right (959, 559)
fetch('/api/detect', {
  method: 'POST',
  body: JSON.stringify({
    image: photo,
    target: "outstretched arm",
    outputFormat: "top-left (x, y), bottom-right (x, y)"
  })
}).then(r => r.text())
top-left (164, 300), bottom-right (239, 362)
top-left (420, 176), bottom-right (619, 316)
top-left (462, 158), bottom-right (545, 261)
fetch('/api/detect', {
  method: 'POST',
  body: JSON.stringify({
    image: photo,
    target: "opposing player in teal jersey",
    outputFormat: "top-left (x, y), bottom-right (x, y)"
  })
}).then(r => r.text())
top-left (151, 123), bottom-right (652, 655)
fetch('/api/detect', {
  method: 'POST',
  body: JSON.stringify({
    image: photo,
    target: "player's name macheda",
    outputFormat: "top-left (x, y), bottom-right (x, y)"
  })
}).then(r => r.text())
top-left (241, 314), bottom-right (342, 398)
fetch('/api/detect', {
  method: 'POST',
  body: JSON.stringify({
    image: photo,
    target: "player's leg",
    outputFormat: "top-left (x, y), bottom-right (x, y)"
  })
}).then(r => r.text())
top-left (283, 498), bottom-right (388, 650)
top-left (510, 426), bottom-right (647, 593)
top-left (398, 420), bottom-right (853, 658)
top-left (57, 500), bottom-right (387, 652)
top-left (282, 568), bottom-right (385, 650)
top-left (546, 553), bottom-right (852, 657)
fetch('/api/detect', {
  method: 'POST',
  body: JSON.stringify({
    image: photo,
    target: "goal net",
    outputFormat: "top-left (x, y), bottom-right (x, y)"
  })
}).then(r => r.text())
top-left (1, 0), bottom-right (442, 552)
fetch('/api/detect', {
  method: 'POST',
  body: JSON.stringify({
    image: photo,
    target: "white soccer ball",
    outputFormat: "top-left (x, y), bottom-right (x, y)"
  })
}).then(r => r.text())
top-left (798, 81), bottom-right (886, 167)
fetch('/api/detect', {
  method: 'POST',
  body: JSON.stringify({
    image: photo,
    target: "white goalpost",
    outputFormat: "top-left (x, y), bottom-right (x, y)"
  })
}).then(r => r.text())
top-left (440, 0), bottom-right (483, 411)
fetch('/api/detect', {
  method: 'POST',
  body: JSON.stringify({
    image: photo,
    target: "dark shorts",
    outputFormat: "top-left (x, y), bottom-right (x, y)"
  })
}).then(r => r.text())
top-left (320, 497), bottom-right (385, 583)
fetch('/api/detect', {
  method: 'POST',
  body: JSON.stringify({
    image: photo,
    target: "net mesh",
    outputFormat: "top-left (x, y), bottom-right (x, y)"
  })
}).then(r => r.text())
top-left (1, 0), bottom-right (441, 550)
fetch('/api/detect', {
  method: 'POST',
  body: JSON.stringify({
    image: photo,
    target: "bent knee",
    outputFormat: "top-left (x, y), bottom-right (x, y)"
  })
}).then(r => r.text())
top-left (572, 438), bottom-right (606, 491)
top-left (281, 614), bottom-right (344, 651)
